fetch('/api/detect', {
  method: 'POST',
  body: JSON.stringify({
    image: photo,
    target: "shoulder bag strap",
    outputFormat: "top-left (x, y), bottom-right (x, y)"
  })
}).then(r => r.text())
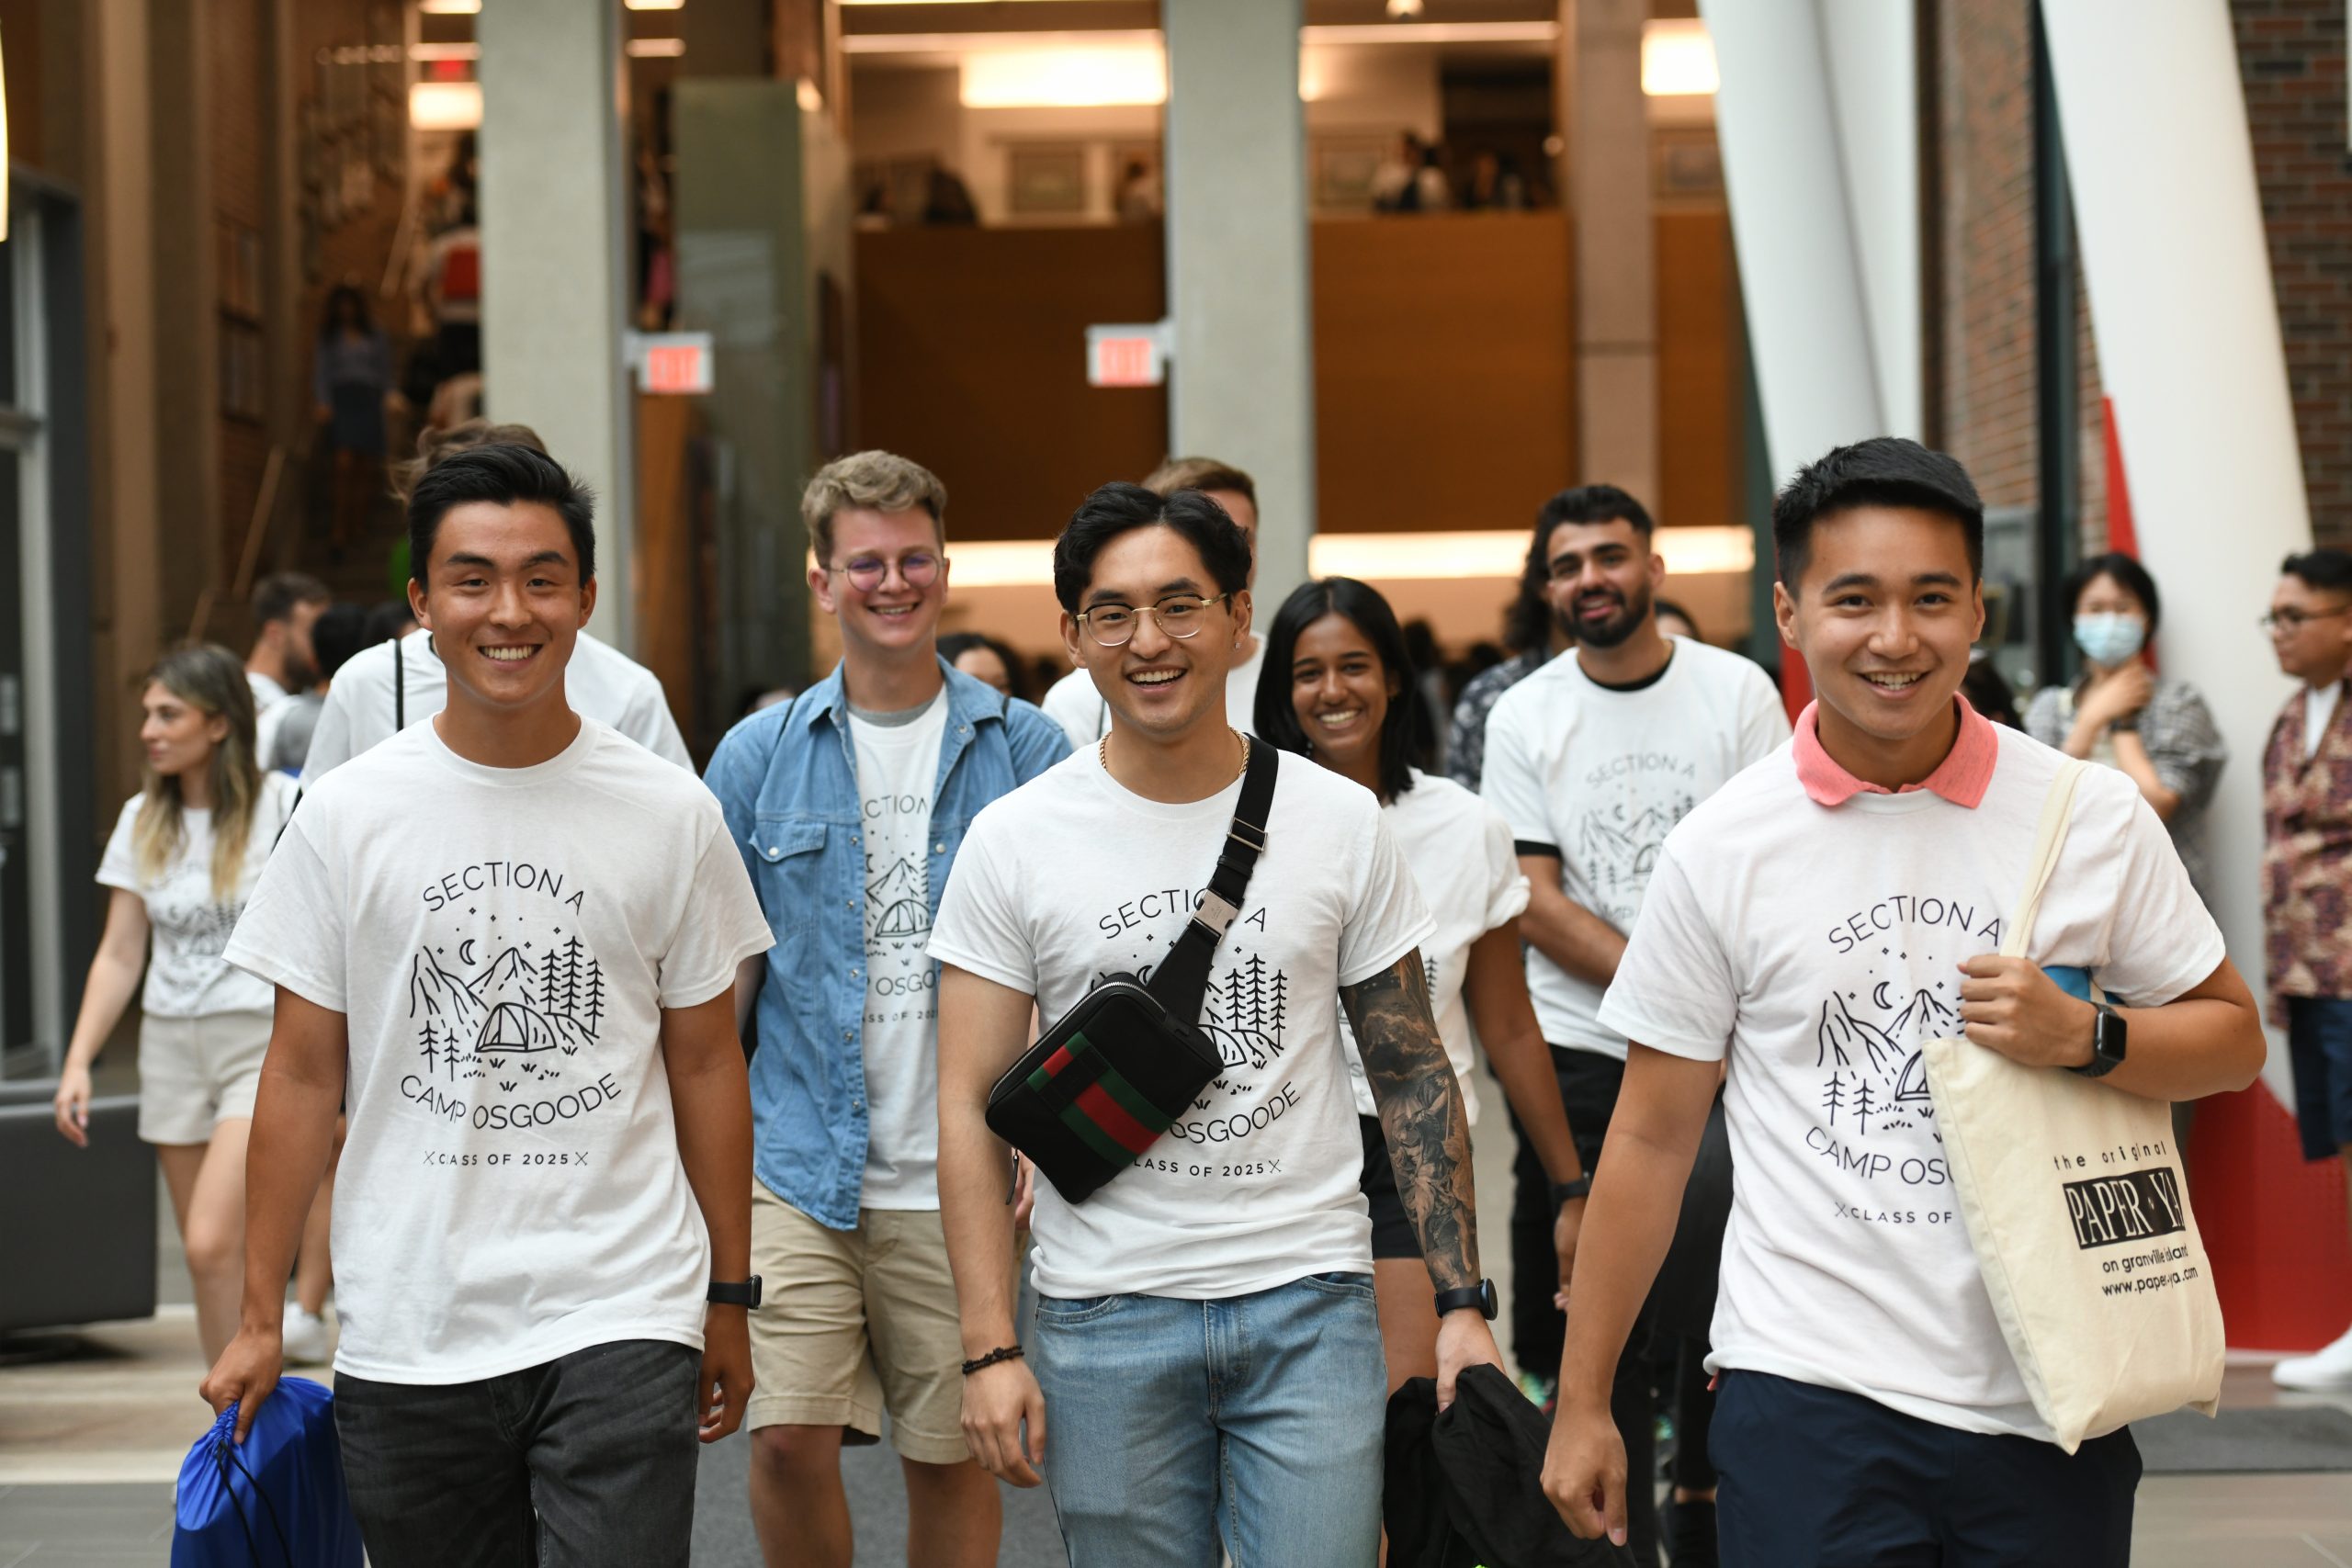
top-left (1998, 759), bottom-right (2087, 961)
top-left (1146, 737), bottom-right (1278, 1019)
top-left (394, 636), bottom-right (406, 730)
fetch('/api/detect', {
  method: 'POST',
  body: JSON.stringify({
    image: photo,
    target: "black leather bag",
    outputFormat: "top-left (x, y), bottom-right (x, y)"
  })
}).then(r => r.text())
top-left (984, 738), bottom-right (1275, 1204)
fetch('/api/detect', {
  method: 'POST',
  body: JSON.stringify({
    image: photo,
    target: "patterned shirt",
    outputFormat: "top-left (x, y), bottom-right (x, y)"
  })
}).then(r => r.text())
top-left (1445, 648), bottom-right (1553, 792)
top-left (2023, 674), bottom-right (2227, 903)
top-left (2262, 675), bottom-right (2352, 1010)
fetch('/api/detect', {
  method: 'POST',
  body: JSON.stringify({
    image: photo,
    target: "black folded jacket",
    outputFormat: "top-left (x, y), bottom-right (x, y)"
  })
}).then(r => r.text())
top-left (1384, 1364), bottom-right (1642, 1568)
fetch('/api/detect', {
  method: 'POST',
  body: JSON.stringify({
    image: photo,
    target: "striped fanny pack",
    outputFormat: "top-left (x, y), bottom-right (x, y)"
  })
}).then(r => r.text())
top-left (984, 737), bottom-right (1276, 1205)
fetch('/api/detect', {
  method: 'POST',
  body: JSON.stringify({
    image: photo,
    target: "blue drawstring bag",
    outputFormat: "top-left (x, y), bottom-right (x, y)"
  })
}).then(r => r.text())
top-left (172, 1377), bottom-right (363, 1567)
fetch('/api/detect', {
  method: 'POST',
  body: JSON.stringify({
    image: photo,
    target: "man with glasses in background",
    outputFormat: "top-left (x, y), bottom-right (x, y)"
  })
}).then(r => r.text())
top-left (2262, 548), bottom-right (2352, 1393)
top-left (704, 451), bottom-right (1069, 1568)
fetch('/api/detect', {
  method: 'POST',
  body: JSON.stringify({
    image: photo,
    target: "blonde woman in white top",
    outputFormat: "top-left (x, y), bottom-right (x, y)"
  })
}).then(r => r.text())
top-left (52, 643), bottom-right (296, 1361)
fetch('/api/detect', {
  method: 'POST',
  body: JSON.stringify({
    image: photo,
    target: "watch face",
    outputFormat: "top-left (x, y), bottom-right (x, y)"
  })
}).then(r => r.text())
top-left (1480, 1279), bottom-right (1498, 1319)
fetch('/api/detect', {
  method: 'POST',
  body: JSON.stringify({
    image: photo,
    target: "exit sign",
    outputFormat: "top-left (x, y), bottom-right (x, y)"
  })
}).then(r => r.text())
top-left (1086, 321), bottom-right (1170, 388)
top-left (629, 331), bottom-right (715, 395)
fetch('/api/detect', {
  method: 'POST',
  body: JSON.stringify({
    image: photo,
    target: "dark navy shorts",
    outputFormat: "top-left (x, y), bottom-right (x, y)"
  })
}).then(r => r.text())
top-left (1712, 1370), bottom-right (2139, 1567)
top-left (2287, 996), bottom-right (2352, 1161)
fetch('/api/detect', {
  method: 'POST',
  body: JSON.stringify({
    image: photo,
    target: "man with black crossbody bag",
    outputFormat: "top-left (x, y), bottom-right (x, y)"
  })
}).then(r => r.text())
top-left (932, 483), bottom-right (1504, 1566)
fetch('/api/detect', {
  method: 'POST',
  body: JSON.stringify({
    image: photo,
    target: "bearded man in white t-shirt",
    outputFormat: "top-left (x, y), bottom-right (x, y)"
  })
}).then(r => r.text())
top-left (1542, 437), bottom-right (2267, 1565)
top-left (1038, 456), bottom-right (1267, 747)
top-left (931, 482), bottom-right (1503, 1566)
top-left (200, 444), bottom-right (775, 1568)
top-left (1480, 481), bottom-right (1788, 1563)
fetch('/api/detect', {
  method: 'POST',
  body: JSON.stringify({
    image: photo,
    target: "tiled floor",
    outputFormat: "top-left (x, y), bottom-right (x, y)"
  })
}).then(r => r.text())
top-left (4, 1060), bottom-right (2347, 1564)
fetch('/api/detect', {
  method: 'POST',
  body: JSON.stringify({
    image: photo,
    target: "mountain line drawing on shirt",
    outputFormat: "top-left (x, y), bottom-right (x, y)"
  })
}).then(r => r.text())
top-left (1575, 793), bottom-right (1697, 903)
top-left (408, 933), bottom-right (604, 1091)
top-left (866, 855), bottom-right (931, 945)
top-left (1815, 977), bottom-right (1955, 1135)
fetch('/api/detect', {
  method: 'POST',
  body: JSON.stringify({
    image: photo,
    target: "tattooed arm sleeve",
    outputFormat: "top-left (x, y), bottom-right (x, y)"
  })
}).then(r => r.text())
top-left (1341, 949), bottom-right (1479, 1292)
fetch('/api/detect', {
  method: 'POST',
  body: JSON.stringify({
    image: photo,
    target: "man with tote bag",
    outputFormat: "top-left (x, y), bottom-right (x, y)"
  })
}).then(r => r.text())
top-left (1539, 438), bottom-right (2266, 1566)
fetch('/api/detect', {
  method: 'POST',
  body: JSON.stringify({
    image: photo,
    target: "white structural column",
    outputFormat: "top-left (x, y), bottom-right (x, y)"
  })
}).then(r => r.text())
top-left (1699, 0), bottom-right (1885, 484)
top-left (477, 0), bottom-right (635, 651)
top-left (1568, 0), bottom-right (1658, 509)
top-left (1162, 0), bottom-right (1315, 615)
top-left (1819, 0), bottom-right (1922, 442)
top-left (2042, 1), bottom-right (2311, 1091)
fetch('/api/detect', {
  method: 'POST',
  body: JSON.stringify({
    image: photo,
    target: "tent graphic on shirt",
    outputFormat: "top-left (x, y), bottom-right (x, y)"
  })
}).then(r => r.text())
top-left (1576, 795), bottom-right (1696, 903)
top-left (866, 857), bottom-right (931, 943)
top-left (1815, 975), bottom-right (1962, 1137)
top-left (407, 931), bottom-right (603, 1091)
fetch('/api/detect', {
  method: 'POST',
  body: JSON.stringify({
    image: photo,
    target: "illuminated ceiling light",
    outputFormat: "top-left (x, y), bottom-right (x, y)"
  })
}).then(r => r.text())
top-left (797, 77), bottom-right (824, 111)
top-left (410, 80), bottom-right (484, 130)
top-left (937, 529), bottom-right (1754, 589)
top-left (419, 0), bottom-right (479, 13)
top-left (625, 0), bottom-right (685, 9)
top-left (625, 37), bottom-right (685, 57)
top-left (960, 45), bottom-right (1166, 108)
top-left (1302, 21), bottom-right (1558, 44)
top-left (1385, 0), bottom-right (1425, 14)
top-left (1642, 17), bottom-right (1719, 96)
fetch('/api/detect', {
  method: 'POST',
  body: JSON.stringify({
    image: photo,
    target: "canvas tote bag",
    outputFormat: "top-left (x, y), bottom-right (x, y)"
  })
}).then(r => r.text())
top-left (1922, 758), bottom-right (2224, 1452)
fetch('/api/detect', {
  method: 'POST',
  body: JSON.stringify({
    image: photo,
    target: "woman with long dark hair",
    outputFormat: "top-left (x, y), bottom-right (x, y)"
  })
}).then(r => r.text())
top-left (1258, 578), bottom-right (1587, 1392)
top-left (51, 644), bottom-right (298, 1361)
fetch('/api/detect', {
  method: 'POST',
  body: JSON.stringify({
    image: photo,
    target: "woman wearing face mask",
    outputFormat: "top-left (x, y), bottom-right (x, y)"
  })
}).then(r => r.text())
top-left (51, 645), bottom-right (299, 1363)
top-left (1257, 579), bottom-right (1587, 1395)
top-left (2025, 552), bottom-right (2228, 905)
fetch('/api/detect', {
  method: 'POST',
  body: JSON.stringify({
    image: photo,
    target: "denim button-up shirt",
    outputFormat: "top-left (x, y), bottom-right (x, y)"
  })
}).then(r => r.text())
top-left (704, 658), bottom-right (1070, 1229)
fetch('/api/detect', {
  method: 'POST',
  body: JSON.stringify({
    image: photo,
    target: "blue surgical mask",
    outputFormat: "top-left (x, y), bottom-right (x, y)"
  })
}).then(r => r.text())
top-left (2074, 613), bottom-right (2147, 668)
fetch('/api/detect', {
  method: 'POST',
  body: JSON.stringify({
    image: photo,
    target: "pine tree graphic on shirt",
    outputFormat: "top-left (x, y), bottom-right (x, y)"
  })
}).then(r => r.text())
top-left (1575, 790), bottom-right (1698, 910)
top-left (1813, 970), bottom-right (1962, 1138)
top-left (407, 918), bottom-right (605, 1106)
top-left (1201, 950), bottom-right (1291, 1093)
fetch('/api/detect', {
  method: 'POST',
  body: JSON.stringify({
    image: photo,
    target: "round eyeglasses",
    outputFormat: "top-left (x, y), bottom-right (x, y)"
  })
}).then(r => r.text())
top-left (1075, 593), bottom-right (1231, 648)
top-left (831, 551), bottom-right (941, 593)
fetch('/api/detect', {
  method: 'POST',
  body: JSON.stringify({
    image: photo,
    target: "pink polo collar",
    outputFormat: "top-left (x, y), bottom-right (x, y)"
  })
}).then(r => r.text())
top-left (1792, 694), bottom-right (1998, 809)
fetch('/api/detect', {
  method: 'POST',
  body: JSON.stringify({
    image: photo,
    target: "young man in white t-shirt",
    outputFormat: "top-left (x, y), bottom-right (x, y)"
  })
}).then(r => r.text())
top-left (245, 571), bottom-right (329, 769)
top-left (932, 483), bottom-right (1503, 1565)
top-left (1542, 437), bottom-right (2266, 1564)
top-left (200, 444), bottom-right (775, 1568)
top-left (1480, 481), bottom-right (1787, 1562)
top-left (702, 451), bottom-right (1067, 1568)
top-left (1039, 456), bottom-right (1267, 746)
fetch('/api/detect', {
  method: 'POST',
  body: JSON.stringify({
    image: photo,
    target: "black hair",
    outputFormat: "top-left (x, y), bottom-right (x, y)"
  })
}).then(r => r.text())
top-left (1254, 577), bottom-right (1430, 803)
top-left (252, 571), bottom-right (329, 626)
top-left (364, 599), bottom-right (416, 646)
top-left (321, 284), bottom-right (373, 340)
top-left (2063, 552), bottom-right (2162, 635)
top-left (1961, 655), bottom-right (2023, 729)
top-left (309, 603), bottom-right (372, 682)
top-left (937, 631), bottom-right (1028, 703)
top-left (1534, 483), bottom-right (1656, 548)
top-left (2283, 548), bottom-right (2352, 594)
top-left (1499, 539), bottom-right (1555, 653)
top-left (1771, 437), bottom-right (1984, 586)
top-left (1654, 597), bottom-right (1702, 639)
top-left (408, 443), bottom-right (596, 585)
top-left (1051, 482), bottom-right (1250, 614)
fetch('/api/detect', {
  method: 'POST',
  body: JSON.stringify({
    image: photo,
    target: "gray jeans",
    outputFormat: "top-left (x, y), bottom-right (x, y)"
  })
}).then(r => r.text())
top-left (334, 1338), bottom-right (701, 1568)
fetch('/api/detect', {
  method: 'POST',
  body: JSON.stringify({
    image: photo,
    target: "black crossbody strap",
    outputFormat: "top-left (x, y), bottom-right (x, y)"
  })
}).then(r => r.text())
top-left (394, 635), bottom-right (406, 730)
top-left (1145, 737), bottom-right (1277, 1020)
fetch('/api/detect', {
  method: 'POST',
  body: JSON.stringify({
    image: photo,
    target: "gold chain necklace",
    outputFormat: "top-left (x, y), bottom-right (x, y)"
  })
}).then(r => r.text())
top-left (1099, 727), bottom-right (1248, 785)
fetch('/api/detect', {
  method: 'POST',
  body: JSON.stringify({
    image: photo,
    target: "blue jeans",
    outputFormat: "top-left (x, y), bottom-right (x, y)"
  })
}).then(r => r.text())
top-left (1033, 1273), bottom-right (1386, 1567)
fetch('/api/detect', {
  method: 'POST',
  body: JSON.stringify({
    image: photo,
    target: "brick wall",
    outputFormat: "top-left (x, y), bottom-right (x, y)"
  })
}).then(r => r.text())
top-left (1932, 0), bottom-right (2039, 512)
top-left (2233, 0), bottom-right (2352, 547)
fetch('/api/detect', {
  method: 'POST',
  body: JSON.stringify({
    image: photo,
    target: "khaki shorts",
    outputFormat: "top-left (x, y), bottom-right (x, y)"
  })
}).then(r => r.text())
top-left (746, 1183), bottom-right (973, 1464)
top-left (138, 1009), bottom-right (271, 1145)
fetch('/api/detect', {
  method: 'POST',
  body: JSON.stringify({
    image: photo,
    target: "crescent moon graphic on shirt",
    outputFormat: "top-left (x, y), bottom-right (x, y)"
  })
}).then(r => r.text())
top-left (1871, 980), bottom-right (1895, 1011)
top-left (458, 938), bottom-right (479, 967)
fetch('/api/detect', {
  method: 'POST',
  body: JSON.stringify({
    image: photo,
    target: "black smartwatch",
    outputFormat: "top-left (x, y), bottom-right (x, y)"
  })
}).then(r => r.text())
top-left (1551, 1176), bottom-right (1592, 1206)
top-left (707, 1276), bottom-right (763, 1308)
top-left (1433, 1280), bottom-right (1498, 1320)
top-left (2070, 1003), bottom-right (2128, 1079)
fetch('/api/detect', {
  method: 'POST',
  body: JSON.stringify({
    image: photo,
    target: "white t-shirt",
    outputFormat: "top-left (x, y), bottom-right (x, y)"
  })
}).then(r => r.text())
top-left (1340, 772), bottom-right (1528, 1122)
top-left (96, 774), bottom-right (297, 1018)
top-left (1596, 727), bottom-right (2225, 1438)
top-left (1481, 639), bottom-right (1790, 1057)
top-left (929, 744), bottom-right (1434, 1300)
top-left (1039, 640), bottom-right (1266, 750)
top-left (2306, 682), bottom-right (2341, 761)
top-left (225, 716), bottom-right (774, 1384)
top-left (249, 671), bottom-right (292, 772)
top-left (849, 692), bottom-right (950, 1209)
top-left (299, 629), bottom-right (691, 787)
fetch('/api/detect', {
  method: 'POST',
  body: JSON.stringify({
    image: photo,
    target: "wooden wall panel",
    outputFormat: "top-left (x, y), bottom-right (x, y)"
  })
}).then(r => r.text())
top-left (1657, 209), bottom-right (1742, 528)
top-left (1312, 212), bottom-right (1574, 534)
top-left (853, 224), bottom-right (1169, 541)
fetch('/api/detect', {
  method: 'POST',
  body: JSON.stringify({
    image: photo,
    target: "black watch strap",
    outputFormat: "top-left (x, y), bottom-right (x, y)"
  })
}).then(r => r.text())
top-left (707, 1277), bottom-right (763, 1308)
top-left (2069, 1002), bottom-right (2127, 1079)
top-left (1433, 1280), bottom-right (1498, 1320)
top-left (1551, 1176), bottom-right (1592, 1205)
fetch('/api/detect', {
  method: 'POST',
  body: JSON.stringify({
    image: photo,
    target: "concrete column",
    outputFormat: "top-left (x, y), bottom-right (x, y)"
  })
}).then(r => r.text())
top-left (2042, 0), bottom-right (2310, 1097)
top-left (1820, 0), bottom-right (1921, 441)
top-left (1162, 0), bottom-right (1314, 616)
top-left (477, 0), bottom-right (635, 651)
top-left (1566, 0), bottom-right (1659, 509)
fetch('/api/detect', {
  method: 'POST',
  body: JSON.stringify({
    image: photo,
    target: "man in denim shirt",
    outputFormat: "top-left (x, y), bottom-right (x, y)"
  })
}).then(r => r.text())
top-left (705, 451), bottom-right (1067, 1568)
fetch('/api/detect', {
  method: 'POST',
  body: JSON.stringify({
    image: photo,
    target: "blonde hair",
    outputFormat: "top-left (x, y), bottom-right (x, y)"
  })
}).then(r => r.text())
top-left (133, 644), bottom-right (264, 901)
top-left (801, 450), bottom-right (948, 564)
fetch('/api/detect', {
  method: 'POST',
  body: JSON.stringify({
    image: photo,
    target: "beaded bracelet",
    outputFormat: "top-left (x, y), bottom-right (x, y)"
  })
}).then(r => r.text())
top-left (961, 1344), bottom-right (1025, 1377)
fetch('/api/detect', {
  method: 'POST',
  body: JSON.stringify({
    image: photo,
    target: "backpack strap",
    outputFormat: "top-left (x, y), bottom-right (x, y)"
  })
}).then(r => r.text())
top-left (1145, 737), bottom-right (1277, 1021)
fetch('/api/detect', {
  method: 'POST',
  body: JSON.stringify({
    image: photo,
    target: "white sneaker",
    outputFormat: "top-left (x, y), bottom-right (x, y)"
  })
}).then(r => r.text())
top-left (2272, 1324), bottom-right (2352, 1391)
top-left (282, 1306), bottom-right (334, 1367)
